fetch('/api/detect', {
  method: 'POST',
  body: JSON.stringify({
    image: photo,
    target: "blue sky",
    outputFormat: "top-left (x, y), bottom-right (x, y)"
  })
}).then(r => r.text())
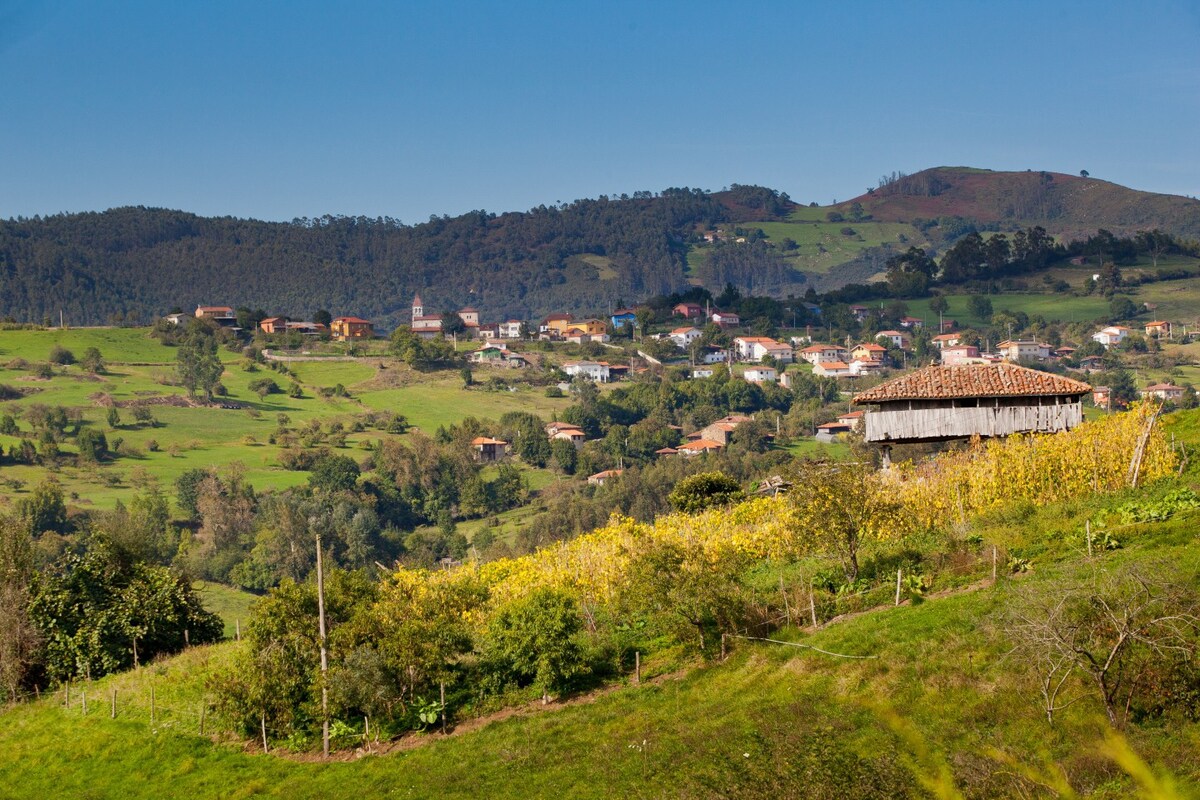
top-left (2, 0), bottom-right (1198, 222)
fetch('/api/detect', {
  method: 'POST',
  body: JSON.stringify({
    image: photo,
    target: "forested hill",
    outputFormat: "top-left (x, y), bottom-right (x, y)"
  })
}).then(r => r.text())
top-left (0, 186), bottom-right (797, 328)
top-left (3, 169), bottom-right (1197, 328)
top-left (845, 166), bottom-right (1200, 241)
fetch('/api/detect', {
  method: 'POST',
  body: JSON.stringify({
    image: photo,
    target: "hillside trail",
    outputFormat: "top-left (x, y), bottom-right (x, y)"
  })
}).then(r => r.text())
top-left (260, 572), bottom-right (1008, 763)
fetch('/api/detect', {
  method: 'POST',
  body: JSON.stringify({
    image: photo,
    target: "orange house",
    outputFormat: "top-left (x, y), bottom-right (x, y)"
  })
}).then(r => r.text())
top-left (331, 317), bottom-right (374, 341)
top-left (259, 317), bottom-right (287, 334)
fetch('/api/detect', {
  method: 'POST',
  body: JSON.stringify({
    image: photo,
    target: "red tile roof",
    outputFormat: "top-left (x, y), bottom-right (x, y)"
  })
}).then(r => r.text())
top-left (852, 363), bottom-right (1091, 404)
top-left (678, 439), bottom-right (724, 452)
top-left (470, 437), bottom-right (508, 446)
top-left (334, 317), bottom-right (372, 324)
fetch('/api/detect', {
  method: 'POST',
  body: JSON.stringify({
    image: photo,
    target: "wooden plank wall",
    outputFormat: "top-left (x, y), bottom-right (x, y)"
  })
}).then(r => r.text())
top-left (864, 403), bottom-right (1083, 442)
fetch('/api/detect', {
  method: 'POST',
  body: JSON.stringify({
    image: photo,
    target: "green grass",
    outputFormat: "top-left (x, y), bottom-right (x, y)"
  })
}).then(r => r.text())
top-left (693, 220), bottom-right (929, 277)
top-left (777, 437), bottom-right (850, 459)
top-left (904, 293), bottom-right (1112, 327)
top-left (353, 380), bottom-right (571, 433)
top-left (0, 327), bottom-right (236, 364)
top-left (195, 582), bottom-right (261, 638)
top-left (0, 331), bottom-right (572, 511)
top-left (4, 497), bottom-right (1199, 797)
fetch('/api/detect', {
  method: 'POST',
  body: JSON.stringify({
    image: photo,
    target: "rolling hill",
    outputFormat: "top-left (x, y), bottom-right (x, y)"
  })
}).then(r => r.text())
top-left (1, 169), bottom-right (1196, 327)
top-left (845, 166), bottom-right (1200, 241)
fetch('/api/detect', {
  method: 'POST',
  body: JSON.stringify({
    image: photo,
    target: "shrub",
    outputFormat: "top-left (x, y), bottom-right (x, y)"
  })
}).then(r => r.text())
top-left (48, 345), bottom-right (75, 365)
top-left (80, 347), bottom-right (105, 373)
top-left (249, 377), bottom-right (281, 398)
top-left (669, 472), bottom-right (745, 514)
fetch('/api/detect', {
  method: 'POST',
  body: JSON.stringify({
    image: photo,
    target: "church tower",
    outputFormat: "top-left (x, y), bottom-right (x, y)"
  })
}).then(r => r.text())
top-left (412, 293), bottom-right (424, 320)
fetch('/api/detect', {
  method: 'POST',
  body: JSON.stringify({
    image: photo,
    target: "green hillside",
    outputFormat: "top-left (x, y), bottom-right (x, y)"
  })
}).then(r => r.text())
top-left (3, 472), bottom-right (1199, 798)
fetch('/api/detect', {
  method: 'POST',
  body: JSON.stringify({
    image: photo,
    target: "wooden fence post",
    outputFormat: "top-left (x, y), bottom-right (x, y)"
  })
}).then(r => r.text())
top-left (235, 619), bottom-right (241, 641)
top-left (111, 689), bottom-right (116, 719)
top-left (809, 582), bottom-right (817, 627)
top-left (64, 681), bottom-right (69, 709)
top-left (261, 715), bottom-right (269, 753)
top-left (440, 681), bottom-right (447, 735)
top-left (1086, 520), bottom-right (1093, 558)
top-left (895, 569), bottom-right (902, 606)
top-left (81, 690), bottom-right (87, 716)
top-left (720, 633), bottom-right (727, 660)
top-left (780, 575), bottom-right (791, 627)
top-left (634, 651), bottom-right (641, 685)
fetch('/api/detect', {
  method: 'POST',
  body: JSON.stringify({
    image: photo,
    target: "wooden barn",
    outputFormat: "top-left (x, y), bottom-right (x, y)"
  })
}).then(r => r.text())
top-left (852, 364), bottom-right (1090, 454)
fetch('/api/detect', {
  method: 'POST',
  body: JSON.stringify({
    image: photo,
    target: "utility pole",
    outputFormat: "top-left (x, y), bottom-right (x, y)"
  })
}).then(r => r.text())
top-left (316, 533), bottom-right (330, 759)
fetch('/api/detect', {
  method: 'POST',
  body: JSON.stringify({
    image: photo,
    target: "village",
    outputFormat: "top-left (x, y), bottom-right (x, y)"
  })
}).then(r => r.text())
top-left (164, 290), bottom-right (1197, 488)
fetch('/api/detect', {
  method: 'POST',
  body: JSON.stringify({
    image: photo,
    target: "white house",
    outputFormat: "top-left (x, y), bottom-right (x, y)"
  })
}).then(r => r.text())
top-left (813, 361), bottom-right (854, 378)
top-left (743, 366), bottom-right (778, 384)
top-left (797, 344), bottom-right (848, 366)
top-left (1092, 325), bottom-right (1130, 348)
top-left (587, 469), bottom-right (623, 486)
top-left (563, 361), bottom-right (611, 382)
top-left (1140, 383), bottom-right (1185, 402)
top-left (669, 326), bottom-right (703, 348)
top-left (700, 347), bottom-right (731, 364)
top-left (734, 336), bottom-right (794, 363)
top-left (849, 359), bottom-right (885, 376)
top-left (498, 320), bottom-right (524, 339)
top-left (931, 333), bottom-right (961, 350)
top-left (996, 340), bottom-right (1052, 362)
top-left (692, 368), bottom-right (715, 379)
top-left (875, 330), bottom-right (911, 349)
top-left (710, 310), bottom-right (741, 328)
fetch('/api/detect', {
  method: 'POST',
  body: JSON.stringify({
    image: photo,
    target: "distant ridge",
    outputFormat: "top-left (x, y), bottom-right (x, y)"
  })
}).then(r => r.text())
top-left (842, 166), bottom-right (1200, 241)
top-left (0, 169), bottom-right (1196, 327)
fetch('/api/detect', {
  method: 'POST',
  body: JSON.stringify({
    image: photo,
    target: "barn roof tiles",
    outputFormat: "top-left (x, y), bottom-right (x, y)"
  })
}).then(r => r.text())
top-left (852, 363), bottom-right (1090, 404)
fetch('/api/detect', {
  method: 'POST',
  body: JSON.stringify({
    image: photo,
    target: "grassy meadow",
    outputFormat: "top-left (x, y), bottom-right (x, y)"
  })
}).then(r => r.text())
top-left (0, 327), bottom-right (573, 511)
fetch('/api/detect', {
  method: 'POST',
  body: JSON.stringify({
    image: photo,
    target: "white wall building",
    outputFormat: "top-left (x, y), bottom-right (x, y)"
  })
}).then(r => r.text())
top-left (563, 361), bottom-right (611, 382)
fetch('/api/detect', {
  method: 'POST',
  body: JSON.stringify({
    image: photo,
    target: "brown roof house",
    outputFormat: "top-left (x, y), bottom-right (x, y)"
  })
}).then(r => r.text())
top-left (1140, 383), bottom-right (1184, 403)
top-left (852, 363), bottom-right (1090, 459)
top-left (470, 437), bottom-right (509, 463)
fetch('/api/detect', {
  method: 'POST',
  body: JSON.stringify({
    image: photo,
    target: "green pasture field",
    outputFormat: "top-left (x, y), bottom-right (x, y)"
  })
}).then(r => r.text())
top-left (903, 293), bottom-right (1112, 327)
top-left (0, 328), bottom-right (573, 510)
top-left (353, 380), bottom-right (571, 433)
top-left (0, 327), bottom-right (196, 364)
top-left (690, 220), bottom-right (927, 277)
